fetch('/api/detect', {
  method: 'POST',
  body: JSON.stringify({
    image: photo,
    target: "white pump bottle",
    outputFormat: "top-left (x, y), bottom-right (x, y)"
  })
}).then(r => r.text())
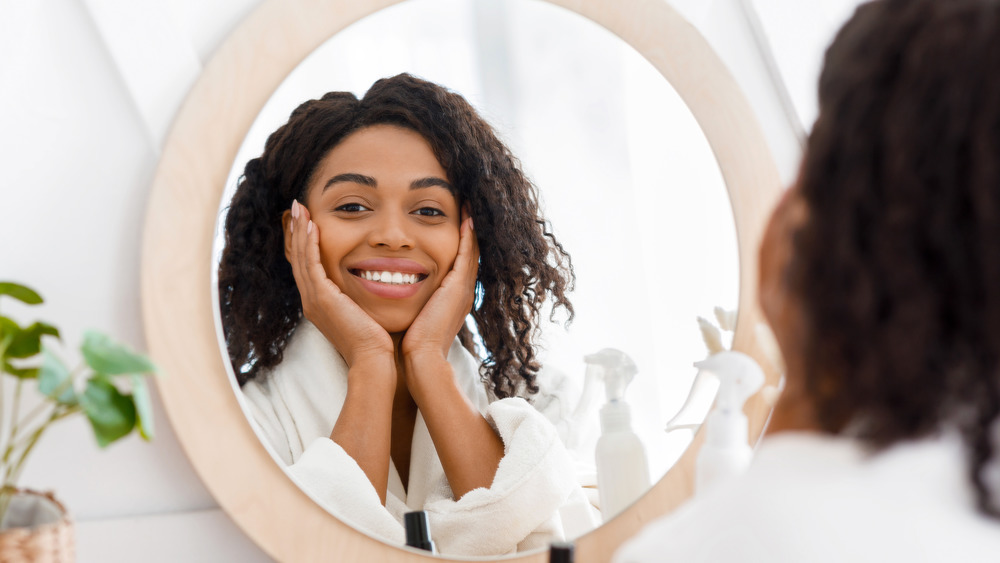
top-left (693, 351), bottom-right (764, 494)
top-left (588, 348), bottom-right (651, 521)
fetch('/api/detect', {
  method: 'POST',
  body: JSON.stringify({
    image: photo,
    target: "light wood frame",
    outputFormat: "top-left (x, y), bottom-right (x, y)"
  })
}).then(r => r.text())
top-left (140, 0), bottom-right (783, 560)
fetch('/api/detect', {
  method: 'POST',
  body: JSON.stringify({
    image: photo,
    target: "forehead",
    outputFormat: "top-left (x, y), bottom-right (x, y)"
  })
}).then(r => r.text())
top-left (314, 124), bottom-right (448, 181)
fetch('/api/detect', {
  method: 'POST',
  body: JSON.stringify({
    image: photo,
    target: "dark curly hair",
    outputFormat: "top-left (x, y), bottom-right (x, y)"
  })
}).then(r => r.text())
top-left (788, 0), bottom-right (1000, 516)
top-left (218, 73), bottom-right (574, 399)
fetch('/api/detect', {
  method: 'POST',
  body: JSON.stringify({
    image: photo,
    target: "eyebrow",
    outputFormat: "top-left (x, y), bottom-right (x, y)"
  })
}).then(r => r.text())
top-left (323, 173), bottom-right (376, 191)
top-left (322, 173), bottom-right (454, 192)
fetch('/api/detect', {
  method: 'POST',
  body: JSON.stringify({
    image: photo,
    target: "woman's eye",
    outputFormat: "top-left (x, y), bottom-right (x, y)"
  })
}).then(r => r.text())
top-left (413, 207), bottom-right (445, 217)
top-left (335, 203), bottom-right (370, 213)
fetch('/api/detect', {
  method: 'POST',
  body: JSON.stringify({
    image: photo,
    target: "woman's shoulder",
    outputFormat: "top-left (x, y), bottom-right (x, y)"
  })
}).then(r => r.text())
top-left (617, 432), bottom-right (1000, 562)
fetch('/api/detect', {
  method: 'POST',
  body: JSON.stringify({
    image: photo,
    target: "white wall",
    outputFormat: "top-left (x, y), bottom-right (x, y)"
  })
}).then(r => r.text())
top-left (0, 0), bottom-right (858, 560)
top-left (0, 0), bottom-right (271, 560)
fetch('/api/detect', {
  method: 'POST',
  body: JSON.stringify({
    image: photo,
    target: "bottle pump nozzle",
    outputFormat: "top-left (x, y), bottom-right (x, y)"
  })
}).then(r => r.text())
top-left (584, 348), bottom-right (638, 403)
top-left (693, 351), bottom-right (764, 421)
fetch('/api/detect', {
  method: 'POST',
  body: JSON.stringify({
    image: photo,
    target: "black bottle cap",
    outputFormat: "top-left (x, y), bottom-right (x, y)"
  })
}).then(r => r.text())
top-left (404, 511), bottom-right (435, 552)
top-left (549, 541), bottom-right (574, 563)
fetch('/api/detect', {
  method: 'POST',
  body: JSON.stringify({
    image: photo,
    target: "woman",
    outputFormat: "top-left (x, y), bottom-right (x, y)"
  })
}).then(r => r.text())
top-left (617, 0), bottom-right (1000, 561)
top-left (219, 74), bottom-right (596, 555)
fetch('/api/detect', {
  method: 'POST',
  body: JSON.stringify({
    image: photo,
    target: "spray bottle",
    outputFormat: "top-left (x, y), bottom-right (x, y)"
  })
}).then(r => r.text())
top-left (588, 348), bottom-right (651, 521)
top-left (693, 351), bottom-right (764, 494)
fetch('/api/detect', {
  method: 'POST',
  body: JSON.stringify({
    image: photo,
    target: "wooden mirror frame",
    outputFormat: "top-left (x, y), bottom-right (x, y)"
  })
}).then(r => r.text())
top-left (141, 0), bottom-right (783, 560)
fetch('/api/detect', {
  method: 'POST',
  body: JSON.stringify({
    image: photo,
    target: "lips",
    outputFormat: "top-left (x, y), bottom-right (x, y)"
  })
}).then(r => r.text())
top-left (347, 258), bottom-right (430, 299)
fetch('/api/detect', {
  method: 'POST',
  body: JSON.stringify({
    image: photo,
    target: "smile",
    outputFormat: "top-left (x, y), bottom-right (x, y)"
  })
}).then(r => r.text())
top-left (351, 270), bottom-right (426, 285)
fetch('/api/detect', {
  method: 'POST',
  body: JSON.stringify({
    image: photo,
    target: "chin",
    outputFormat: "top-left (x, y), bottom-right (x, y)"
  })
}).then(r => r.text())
top-left (370, 310), bottom-right (418, 335)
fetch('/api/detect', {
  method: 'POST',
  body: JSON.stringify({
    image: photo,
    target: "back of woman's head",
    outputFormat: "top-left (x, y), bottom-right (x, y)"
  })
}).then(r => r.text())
top-left (219, 73), bottom-right (573, 397)
top-left (790, 0), bottom-right (1000, 515)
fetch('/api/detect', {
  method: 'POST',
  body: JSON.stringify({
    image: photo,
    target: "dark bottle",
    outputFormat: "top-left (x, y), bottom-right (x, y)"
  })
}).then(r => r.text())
top-left (549, 541), bottom-right (574, 563)
top-left (404, 511), bottom-right (436, 554)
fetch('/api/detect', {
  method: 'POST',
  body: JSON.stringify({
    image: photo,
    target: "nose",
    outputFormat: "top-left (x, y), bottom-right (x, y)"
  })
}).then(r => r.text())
top-left (367, 209), bottom-right (414, 250)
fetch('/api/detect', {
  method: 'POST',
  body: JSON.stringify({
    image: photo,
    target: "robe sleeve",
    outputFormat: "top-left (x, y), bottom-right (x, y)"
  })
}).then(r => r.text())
top-left (424, 397), bottom-right (590, 555)
top-left (286, 438), bottom-right (406, 545)
top-left (241, 377), bottom-right (406, 545)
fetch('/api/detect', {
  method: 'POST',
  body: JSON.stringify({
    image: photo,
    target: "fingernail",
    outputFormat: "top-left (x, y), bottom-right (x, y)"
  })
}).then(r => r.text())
top-left (469, 217), bottom-right (475, 231)
top-left (292, 200), bottom-right (300, 219)
top-left (290, 219), bottom-right (294, 233)
top-left (307, 220), bottom-right (313, 234)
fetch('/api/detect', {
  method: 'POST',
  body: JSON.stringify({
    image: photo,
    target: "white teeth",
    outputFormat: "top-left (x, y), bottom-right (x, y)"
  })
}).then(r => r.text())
top-left (358, 270), bottom-right (419, 285)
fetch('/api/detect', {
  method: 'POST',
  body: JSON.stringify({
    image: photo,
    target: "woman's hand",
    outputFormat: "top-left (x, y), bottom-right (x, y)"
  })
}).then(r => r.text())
top-left (287, 200), bottom-right (396, 505)
top-left (286, 200), bottom-right (394, 368)
top-left (401, 215), bottom-right (479, 362)
top-left (399, 216), bottom-right (502, 498)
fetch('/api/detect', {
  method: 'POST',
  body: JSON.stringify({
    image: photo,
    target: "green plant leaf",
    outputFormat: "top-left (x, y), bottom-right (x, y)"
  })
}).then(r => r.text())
top-left (6, 321), bottom-right (59, 359)
top-left (130, 374), bottom-right (155, 440)
top-left (3, 360), bottom-right (38, 379)
top-left (81, 331), bottom-right (157, 376)
top-left (38, 348), bottom-right (76, 404)
top-left (0, 316), bottom-right (20, 359)
top-left (0, 282), bottom-right (43, 305)
top-left (80, 378), bottom-right (136, 448)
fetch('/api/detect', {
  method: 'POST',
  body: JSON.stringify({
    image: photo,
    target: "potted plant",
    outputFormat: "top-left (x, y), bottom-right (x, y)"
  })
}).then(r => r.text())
top-left (0, 281), bottom-right (156, 561)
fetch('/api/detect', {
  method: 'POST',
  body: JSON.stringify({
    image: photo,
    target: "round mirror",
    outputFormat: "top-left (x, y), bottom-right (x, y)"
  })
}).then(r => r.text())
top-left (213, 0), bottom-right (737, 541)
top-left (143, 0), bottom-right (782, 560)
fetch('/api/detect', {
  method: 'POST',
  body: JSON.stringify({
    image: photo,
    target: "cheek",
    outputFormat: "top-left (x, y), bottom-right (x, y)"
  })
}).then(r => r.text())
top-left (759, 190), bottom-right (808, 337)
top-left (315, 232), bottom-right (347, 281)
top-left (760, 202), bottom-right (792, 296)
top-left (432, 228), bottom-right (462, 272)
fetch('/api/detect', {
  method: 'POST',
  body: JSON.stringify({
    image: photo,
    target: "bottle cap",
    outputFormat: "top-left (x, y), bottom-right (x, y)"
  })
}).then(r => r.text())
top-left (549, 541), bottom-right (575, 563)
top-left (404, 511), bottom-right (435, 552)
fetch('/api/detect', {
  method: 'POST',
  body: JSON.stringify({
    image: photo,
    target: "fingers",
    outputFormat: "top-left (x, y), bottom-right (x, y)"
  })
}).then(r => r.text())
top-left (428, 215), bottom-right (478, 329)
top-left (451, 216), bottom-right (480, 284)
top-left (399, 215), bottom-right (481, 359)
top-left (300, 209), bottom-right (330, 293)
top-left (287, 200), bottom-right (328, 311)
top-left (286, 200), bottom-right (311, 300)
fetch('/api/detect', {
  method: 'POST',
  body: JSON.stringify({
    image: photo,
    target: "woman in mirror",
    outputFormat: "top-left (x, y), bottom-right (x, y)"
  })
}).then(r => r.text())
top-left (617, 0), bottom-right (1000, 560)
top-left (218, 73), bottom-right (597, 555)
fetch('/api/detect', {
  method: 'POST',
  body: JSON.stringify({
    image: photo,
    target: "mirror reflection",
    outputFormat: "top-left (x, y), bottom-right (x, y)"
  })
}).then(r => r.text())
top-left (212, 0), bottom-right (737, 555)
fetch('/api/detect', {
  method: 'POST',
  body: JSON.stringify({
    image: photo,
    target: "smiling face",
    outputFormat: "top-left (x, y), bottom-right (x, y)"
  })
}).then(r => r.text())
top-left (300, 124), bottom-right (462, 334)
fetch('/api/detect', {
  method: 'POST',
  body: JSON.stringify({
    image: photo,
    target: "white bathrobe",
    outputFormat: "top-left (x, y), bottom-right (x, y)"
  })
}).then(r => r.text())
top-left (242, 320), bottom-right (596, 556)
top-left (614, 431), bottom-right (1000, 563)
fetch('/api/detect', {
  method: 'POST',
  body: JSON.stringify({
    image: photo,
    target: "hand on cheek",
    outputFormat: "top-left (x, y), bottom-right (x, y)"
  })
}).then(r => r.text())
top-left (401, 215), bottom-right (479, 363)
top-left (400, 215), bottom-right (504, 497)
top-left (285, 200), bottom-right (393, 369)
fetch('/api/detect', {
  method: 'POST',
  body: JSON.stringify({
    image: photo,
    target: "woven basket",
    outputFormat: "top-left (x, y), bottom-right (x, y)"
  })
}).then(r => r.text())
top-left (0, 489), bottom-right (74, 563)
